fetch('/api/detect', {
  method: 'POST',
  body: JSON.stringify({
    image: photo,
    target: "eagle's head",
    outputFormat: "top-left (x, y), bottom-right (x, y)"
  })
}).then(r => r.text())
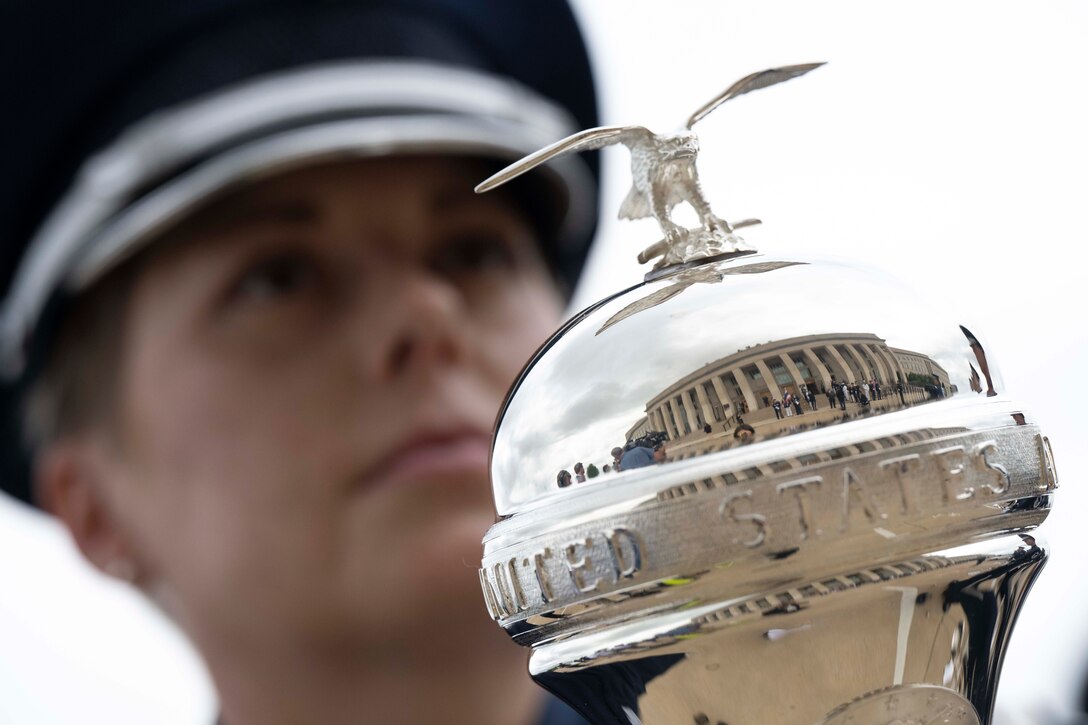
top-left (666, 131), bottom-right (699, 161)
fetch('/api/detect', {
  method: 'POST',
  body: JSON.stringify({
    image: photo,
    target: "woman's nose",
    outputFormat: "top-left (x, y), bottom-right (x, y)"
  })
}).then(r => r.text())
top-left (360, 266), bottom-right (470, 380)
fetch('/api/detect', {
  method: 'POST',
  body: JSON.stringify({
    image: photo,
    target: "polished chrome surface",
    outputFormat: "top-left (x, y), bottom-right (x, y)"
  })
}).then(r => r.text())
top-left (819, 684), bottom-right (981, 725)
top-left (476, 64), bottom-right (823, 269)
top-left (490, 251), bottom-right (1017, 518)
top-left (481, 249), bottom-right (1055, 723)
top-left (531, 535), bottom-right (1042, 724)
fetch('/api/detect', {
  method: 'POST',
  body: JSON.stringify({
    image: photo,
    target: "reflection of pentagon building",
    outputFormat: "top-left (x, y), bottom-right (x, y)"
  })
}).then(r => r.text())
top-left (890, 347), bottom-right (951, 389)
top-left (639, 333), bottom-right (948, 445)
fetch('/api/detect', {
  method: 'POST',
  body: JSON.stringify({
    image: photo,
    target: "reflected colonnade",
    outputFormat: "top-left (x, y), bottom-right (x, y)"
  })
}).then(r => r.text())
top-left (635, 332), bottom-right (955, 464)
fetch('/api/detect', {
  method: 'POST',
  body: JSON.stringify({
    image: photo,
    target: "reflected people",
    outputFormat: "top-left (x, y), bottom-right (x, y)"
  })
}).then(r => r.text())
top-left (733, 422), bottom-right (756, 445)
top-left (612, 445), bottom-right (655, 471)
top-left (653, 444), bottom-right (668, 463)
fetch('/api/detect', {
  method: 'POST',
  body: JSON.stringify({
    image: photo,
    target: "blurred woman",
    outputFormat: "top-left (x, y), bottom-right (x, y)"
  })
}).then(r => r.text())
top-left (0, 1), bottom-right (600, 723)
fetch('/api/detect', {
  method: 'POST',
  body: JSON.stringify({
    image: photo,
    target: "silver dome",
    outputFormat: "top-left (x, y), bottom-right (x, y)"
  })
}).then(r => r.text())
top-left (491, 250), bottom-right (1017, 516)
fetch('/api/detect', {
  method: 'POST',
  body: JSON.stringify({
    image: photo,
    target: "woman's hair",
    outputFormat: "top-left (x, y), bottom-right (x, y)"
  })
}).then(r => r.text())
top-left (557, 469), bottom-right (572, 488)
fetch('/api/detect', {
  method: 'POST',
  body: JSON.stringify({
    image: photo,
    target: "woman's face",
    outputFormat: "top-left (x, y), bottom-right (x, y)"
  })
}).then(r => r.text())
top-left (90, 156), bottom-right (564, 654)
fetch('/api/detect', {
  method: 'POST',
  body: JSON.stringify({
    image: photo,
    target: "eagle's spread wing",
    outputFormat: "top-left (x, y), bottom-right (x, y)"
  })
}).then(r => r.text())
top-left (617, 182), bottom-right (652, 220)
top-left (475, 125), bottom-right (654, 194)
top-left (685, 62), bottom-right (825, 129)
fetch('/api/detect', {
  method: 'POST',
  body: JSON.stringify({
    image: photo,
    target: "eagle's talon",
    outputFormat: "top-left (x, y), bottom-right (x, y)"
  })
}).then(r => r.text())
top-left (664, 224), bottom-right (686, 248)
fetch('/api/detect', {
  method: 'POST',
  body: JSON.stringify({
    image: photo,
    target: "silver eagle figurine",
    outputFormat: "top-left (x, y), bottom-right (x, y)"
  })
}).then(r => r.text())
top-left (477, 62), bottom-right (825, 268)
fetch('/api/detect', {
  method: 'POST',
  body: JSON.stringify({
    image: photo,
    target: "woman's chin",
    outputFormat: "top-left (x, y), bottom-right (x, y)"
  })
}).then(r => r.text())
top-left (334, 474), bottom-right (498, 635)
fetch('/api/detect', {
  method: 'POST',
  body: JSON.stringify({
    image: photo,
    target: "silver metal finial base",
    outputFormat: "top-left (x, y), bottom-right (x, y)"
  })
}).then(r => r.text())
top-left (527, 534), bottom-right (1044, 724)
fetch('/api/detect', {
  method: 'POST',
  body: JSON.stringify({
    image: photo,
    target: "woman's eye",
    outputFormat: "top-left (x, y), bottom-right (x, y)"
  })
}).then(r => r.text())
top-left (229, 253), bottom-right (321, 304)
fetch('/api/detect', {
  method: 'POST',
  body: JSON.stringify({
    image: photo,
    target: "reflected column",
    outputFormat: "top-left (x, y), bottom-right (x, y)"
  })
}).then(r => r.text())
top-left (651, 408), bottom-right (666, 434)
top-left (731, 368), bottom-right (759, 412)
top-left (710, 376), bottom-right (735, 421)
top-left (683, 390), bottom-right (701, 431)
top-left (754, 359), bottom-right (783, 401)
top-left (671, 396), bottom-right (691, 435)
top-left (662, 401), bottom-right (682, 440)
top-left (842, 344), bottom-right (871, 382)
top-left (801, 347), bottom-right (832, 391)
top-left (863, 343), bottom-right (891, 385)
top-left (823, 345), bottom-right (855, 384)
top-left (694, 383), bottom-right (716, 428)
top-left (870, 343), bottom-right (905, 383)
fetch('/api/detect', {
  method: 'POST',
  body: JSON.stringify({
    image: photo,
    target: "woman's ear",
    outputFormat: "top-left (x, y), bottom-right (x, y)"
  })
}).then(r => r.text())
top-left (34, 441), bottom-right (142, 584)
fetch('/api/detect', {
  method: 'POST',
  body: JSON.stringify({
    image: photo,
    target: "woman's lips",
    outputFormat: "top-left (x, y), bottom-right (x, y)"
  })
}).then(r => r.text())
top-left (366, 431), bottom-right (491, 489)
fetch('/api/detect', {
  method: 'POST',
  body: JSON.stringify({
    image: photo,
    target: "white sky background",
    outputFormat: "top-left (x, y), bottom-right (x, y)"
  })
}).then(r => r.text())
top-left (0, 2), bottom-right (1085, 723)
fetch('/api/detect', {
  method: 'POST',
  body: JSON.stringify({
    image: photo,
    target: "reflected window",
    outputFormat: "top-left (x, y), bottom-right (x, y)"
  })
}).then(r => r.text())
top-left (873, 567), bottom-right (897, 581)
top-left (770, 362), bottom-right (792, 386)
top-left (793, 357), bottom-right (813, 380)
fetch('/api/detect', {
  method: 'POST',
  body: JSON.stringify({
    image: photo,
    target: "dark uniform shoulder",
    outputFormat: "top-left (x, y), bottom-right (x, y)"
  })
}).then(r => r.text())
top-left (539, 695), bottom-right (590, 725)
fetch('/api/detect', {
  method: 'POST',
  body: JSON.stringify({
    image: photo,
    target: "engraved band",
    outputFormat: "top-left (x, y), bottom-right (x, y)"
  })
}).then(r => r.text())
top-left (481, 425), bottom-right (1054, 625)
